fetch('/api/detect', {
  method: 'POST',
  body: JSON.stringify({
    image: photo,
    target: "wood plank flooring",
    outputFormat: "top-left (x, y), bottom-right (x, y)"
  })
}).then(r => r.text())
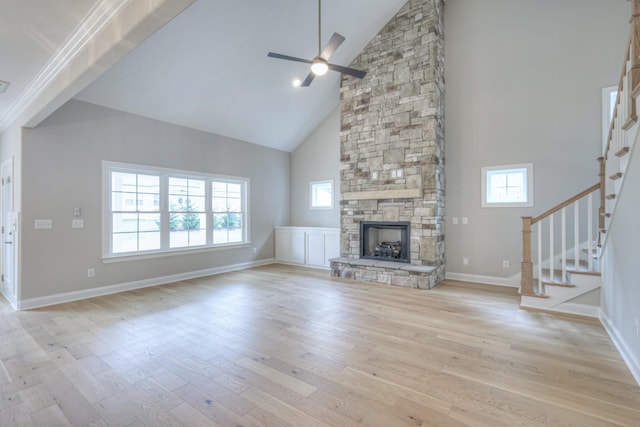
top-left (1, 264), bottom-right (639, 426)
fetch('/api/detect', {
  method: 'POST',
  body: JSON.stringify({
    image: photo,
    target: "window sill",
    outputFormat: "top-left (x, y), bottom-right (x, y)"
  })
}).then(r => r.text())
top-left (102, 242), bottom-right (251, 263)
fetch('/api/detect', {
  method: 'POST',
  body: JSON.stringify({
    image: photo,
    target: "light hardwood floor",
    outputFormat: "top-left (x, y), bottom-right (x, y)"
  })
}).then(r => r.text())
top-left (1, 264), bottom-right (639, 426)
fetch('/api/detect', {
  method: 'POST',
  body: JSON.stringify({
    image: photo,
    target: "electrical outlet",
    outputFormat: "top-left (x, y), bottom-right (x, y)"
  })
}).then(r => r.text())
top-left (253, 247), bottom-right (257, 254)
top-left (463, 258), bottom-right (469, 266)
top-left (503, 260), bottom-right (510, 269)
top-left (87, 268), bottom-right (95, 278)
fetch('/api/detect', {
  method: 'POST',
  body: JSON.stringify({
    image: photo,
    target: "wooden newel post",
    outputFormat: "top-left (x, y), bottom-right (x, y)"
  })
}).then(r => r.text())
top-left (521, 216), bottom-right (534, 296)
top-left (598, 156), bottom-right (605, 236)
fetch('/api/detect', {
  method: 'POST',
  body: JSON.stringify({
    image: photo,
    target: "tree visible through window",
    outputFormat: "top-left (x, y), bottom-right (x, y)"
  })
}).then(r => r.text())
top-left (212, 180), bottom-right (244, 244)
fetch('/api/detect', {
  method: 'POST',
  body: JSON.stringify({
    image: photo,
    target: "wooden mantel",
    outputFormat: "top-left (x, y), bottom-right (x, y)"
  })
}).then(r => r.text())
top-left (342, 188), bottom-right (423, 201)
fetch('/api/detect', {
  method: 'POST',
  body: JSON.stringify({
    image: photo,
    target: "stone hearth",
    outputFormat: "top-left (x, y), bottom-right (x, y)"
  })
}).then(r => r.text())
top-left (330, 0), bottom-right (445, 289)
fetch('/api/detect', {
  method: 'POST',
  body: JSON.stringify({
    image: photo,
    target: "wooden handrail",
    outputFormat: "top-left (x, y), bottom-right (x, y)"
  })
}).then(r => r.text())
top-left (531, 183), bottom-right (600, 225)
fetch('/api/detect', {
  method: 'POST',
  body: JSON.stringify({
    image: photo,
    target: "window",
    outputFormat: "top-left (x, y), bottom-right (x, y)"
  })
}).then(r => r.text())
top-left (481, 163), bottom-right (533, 207)
top-left (104, 162), bottom-right (248, 258)
top-left (310, 180), bottom-right (334, 209)
top-left (602, 86), bottom-right (617, 155)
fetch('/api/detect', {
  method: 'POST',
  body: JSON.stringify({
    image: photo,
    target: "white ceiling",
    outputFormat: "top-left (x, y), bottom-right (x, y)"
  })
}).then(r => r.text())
top-left (73, 0), bottom-right (407, 152)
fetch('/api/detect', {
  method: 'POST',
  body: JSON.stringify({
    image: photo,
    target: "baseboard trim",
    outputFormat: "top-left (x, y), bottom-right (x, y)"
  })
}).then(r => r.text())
top-left (520, 301), bottom-right (600, 319)
top-left (17, 258), bottom-right (275, 311)
top-left (0, 289), bottom-right (17, 310)
top-left (445, 272), bottom-right (519, 288)
top-left (600, 311), bottom-right (640, 386)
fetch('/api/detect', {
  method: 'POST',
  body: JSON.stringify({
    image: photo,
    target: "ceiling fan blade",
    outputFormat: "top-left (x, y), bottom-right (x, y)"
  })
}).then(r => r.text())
top-left (301, 72), bottom-right (315, 87)
top-left (267, 52), bottom-right (312, 64)
top-left (320, 32), bottom-right (345, 61)
top-left (327, 63), bottom-right (367, 79)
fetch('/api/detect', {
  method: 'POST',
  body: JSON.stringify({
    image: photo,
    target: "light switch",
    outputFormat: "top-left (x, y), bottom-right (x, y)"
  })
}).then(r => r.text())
top-left (462, 217), bottom-right (469, 224)
top-left (452, 217), bottom-right (458, 225)
top-left (34, 219), bottom-right (52, 229)
top-left (72, 219), bottom-right (84, 228)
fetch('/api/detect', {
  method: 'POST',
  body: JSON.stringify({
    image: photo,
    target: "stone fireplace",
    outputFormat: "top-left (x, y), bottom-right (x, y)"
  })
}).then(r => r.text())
top-left (330, 0), bottom-right (445, 289)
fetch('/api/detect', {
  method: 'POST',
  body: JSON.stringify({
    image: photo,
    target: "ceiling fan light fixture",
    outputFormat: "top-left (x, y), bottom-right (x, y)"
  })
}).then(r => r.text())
top-left (310, 59), bottom-right (328, 76)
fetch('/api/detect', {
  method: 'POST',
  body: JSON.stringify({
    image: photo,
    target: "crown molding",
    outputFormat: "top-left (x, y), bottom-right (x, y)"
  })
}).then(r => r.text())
top-left (0, 0), bottom-right (131, 132)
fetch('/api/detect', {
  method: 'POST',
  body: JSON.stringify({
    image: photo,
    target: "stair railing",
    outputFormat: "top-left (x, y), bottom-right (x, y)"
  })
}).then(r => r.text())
top-left (600, 0), bottom-right (640, 249)
top-left (521, 184), bottom-right (599, 297)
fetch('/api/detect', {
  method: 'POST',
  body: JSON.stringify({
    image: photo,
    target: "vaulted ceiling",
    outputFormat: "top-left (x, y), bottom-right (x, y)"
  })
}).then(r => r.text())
top-left (1, 0), bottom-right (407, 152)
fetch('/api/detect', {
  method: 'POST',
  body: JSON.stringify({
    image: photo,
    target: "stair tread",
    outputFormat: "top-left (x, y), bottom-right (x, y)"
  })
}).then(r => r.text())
top-left (609, 172), bottom-right (623, 180)
top-left (541, 280), bottom-right (576, 288)
top-left (615, 146), bottom-right (630, 157)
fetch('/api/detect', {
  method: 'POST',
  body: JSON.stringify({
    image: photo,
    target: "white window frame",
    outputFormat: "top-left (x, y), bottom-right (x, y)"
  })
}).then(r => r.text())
top-left (481, 163), bottom-right (534, 208)
top-left (310, 180), bottom-right (334, 210)
top-left (103, 161), bottom-right (249, 260)
top-left (602, 85), bottom-right (617, 155)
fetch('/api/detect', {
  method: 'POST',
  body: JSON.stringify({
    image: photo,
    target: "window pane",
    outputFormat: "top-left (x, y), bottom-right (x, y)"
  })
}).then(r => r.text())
top-left (169, 177), bottom-right (188, 195)
top-left (213, 227), bottom-right (228, 244)
top-left (212, 181), bottom-right (227, 197)
top-left (139, 232), bottom-right (161, 251)
top-left (227, 198), bottom-right (242, 212)
top-left (139, 214), bottom-right (160, 232)
top-left (311, 181), bottom-right (333, 208)
top-left (212, 197), bottom-right (227, 212)
top-left (113, 213), bottom-right (138, 233)
top-left (189, 215), bottom-right (207, 246)
top-left (227, 183), bottom-right (241, 197)
top-left (169, 195), bottom-right (187, 212)
top-left (112, 172), bottom-right (136, 192)
top-left (112, 192), bottom-right (137, 212)
top-left (189, 179), bottom-right (206, 196)
top-left (170, 229), bottom-right (189, 248)
top-left (188, 196), bottom-right (205, 212)
top-left (138, 174), bottom-right (160, 194)
top-left (113, 232), bottom-right (137, 253)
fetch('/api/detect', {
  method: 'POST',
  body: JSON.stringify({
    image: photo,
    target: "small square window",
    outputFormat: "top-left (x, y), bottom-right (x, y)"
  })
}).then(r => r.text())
top-left (481, 163), bottom-right (533, 207)
top-left (310, 180), bottom-right (334, 210)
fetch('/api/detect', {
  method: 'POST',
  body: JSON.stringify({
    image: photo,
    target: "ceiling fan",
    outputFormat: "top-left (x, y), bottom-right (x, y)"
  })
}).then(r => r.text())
top-left (267, 0), bottom-right (366, 87)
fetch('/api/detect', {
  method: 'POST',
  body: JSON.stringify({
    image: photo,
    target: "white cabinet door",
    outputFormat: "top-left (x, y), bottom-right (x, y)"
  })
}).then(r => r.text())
top-left (324, 232), bottom-right (340, 266)
top-left (275, 229), bottom-right (291, 262)
top-left (290, 230), bottom-right (306, 264)
top-left (306, 231), bottom-right (325, 267)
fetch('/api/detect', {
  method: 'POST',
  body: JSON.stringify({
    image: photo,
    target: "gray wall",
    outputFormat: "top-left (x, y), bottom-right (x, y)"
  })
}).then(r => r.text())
top-left (290, 106), bottom-right (340, 228)
top-left (444, 0), bottom-right (629, 280)
top-left (601, 141), bottom-right (640, 381)
top-left (20, 100), bottom-right (290, 301)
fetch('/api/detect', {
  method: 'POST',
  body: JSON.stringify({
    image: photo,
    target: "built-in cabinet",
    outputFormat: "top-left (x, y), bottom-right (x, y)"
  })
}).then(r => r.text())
top-left (275, 227), bottom-right (339, 269)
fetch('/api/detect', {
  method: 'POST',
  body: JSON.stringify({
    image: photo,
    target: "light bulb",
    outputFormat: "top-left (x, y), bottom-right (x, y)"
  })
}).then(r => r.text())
top-left (292, 78), bottom-right (302, 87)
top-left (310, 59), bottom-right (328, 76)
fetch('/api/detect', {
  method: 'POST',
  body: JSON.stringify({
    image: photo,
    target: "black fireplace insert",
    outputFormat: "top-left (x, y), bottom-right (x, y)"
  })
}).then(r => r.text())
top-left (360, 221), bottom-right (410, 263)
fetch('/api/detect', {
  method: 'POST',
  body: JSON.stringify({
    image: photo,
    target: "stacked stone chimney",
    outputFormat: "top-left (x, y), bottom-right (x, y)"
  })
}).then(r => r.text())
top-left (331, 0), bottom-right (445, 289)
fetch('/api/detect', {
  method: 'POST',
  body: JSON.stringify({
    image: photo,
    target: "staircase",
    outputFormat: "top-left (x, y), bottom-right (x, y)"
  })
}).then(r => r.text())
top-left (520, 0), bottom-right (640, 315)
top-left (520, 184), bottom-right (602, 315)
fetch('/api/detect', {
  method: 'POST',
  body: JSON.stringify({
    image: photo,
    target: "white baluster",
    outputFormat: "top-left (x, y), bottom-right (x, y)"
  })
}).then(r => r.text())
top-left (588, 193), bottom-right (593, 271)
top-left (537, 223), bottom-right (542, 294)
top-left (549, 215), bottom-right (554, 283)
top-left (574, 201), bottom-right (579, 268)
top-left (560, 208), bottom-right (566, 279)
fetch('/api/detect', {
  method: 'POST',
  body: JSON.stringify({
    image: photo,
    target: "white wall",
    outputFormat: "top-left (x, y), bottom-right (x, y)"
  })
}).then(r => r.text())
top-left (290, 107), bottom-right (340, 228)
top-left (444, 0), bottom-right (629, 281)
top-left (20, 100), bottom-right (290, 302)
top-left (601, 139), bottom-right (640, 384)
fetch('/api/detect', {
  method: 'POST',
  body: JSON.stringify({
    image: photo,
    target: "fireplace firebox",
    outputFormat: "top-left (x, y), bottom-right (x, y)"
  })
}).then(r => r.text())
top-left (360, 221), bottom-right (410, 263)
